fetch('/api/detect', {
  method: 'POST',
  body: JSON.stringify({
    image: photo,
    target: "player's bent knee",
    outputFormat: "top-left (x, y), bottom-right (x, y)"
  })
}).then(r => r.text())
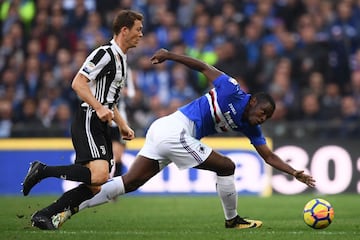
top-left (91, 171), bottom-right (109, 185)
top-left (89, 185), bottom-right (102, 194)
top-left (226, 158), bottom-right (236, 171)
top-left (219, 156), bottom-right (235, 175)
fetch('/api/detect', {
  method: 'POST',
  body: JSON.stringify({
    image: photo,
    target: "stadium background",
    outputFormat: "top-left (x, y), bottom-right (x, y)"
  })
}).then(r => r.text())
top-left (0, 0), bottom-right (360, 195)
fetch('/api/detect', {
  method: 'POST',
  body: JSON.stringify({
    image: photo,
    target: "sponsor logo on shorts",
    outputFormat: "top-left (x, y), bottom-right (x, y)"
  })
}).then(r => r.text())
top-left (197, 144), bottom-right (206, 154)
top-left (100, 145), bottom-right (106, 155)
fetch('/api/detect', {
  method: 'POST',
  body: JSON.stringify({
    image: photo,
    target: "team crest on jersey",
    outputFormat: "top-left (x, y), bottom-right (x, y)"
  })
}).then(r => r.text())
top-left (83, 62), bottom-right (95, 74)
top-left (196, 144), bottom-right (206, 154)
top-left (228, 78), bottom-right (238, 85)
top-left (115, 79), bottom-right (125, 88)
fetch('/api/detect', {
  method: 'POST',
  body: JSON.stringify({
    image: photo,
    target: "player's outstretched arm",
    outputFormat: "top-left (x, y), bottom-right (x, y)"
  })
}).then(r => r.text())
top-left (254, 144), bottom-right (316, 188)
top-left (150, 48), bottom-right (223, 82)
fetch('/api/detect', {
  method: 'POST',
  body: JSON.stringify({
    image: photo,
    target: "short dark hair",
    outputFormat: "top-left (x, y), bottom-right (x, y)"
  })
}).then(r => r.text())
top-left (112, 10), bottom-right (143, 35)
top-left (253, 92), bottom-right (276, 112)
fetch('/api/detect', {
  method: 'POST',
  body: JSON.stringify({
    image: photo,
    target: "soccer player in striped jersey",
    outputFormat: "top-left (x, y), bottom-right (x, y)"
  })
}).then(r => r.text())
top-left (22, 10), bottom-right (143, 230)
top-left (53, 49), bottom-right (316, 230)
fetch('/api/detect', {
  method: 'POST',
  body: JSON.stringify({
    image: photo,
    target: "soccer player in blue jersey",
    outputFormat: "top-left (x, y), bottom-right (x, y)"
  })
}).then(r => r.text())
top-left (52, 49), bottom-right (315, 229)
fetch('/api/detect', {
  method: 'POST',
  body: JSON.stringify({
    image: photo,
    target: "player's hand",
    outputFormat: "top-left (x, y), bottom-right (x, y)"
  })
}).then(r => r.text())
top-left (150, 48), bottom-right (169, 64)
top-left (120, 125), bottom-right (135, 141)
top-left (95, 106), bottom-right (114, 123)
top-left (293, 170), bottom-right (316, 188)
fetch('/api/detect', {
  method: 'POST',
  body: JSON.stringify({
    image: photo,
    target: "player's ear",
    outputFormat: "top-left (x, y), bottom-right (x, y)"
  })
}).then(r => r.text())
top-left (249, 96), bottom-right (257, 107)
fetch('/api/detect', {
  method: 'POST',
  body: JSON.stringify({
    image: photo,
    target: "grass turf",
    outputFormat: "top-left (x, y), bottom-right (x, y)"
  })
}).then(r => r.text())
top-left (0, 194), bottom-right (359, 240)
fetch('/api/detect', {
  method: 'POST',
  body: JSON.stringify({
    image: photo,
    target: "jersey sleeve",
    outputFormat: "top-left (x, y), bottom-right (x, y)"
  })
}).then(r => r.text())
top-left (213, 73), bottom-right (242, 96)
top-left (79, 48), bottom-right (111, 81)
top-left (242, 125), bottom-right (267, 146)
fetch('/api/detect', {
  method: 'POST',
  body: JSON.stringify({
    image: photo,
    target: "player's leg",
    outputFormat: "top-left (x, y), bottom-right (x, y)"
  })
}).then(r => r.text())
top-left (52, 113), bottom-right (178, 228)
top-left (51, 155), bottom-right (161, 229)
top-left (22, 161), bottom-right (92, 196)
top-left (23, 157), bottom-right (110, 195)
top-left (196, 151), bottom-right (237, 219)
top-left (196, 151), bottom-right (262, 229)
top-left (22, 108), bottom-right (110, 195)
top-left (81, 155), bottom-right (160, 209)
top-left (31, 160), bottom-right (109, 230)
top-left (30, 108), bottom-right (112, 229)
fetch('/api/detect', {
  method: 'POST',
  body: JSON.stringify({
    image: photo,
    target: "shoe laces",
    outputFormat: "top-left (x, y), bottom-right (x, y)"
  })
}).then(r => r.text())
top-left (236, 216), bottom-right (251, 224)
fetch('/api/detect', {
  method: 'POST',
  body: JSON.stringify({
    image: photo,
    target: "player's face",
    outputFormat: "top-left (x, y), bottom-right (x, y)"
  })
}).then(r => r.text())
top-left (126, 20), bottom-right (143, 48)
top-left (247, 102), bottom-right (274, 126)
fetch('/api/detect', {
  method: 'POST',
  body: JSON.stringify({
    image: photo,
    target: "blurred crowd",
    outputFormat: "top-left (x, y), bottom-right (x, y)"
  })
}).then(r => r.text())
top-left (1, 0), bottom-right (360, 139)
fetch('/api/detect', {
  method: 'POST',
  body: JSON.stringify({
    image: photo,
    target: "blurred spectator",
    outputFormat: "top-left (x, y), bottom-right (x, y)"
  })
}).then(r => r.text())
top-left (166, 25), bottom-right (184, 49)
top-left (266, 99), bottom-right (289, 138)
top-left (307, 72), bottom-right (325, 99)
top-left (40, 34), bottom-right (60, 71)
top-left (51, 102), bottom-right (72, 137)
top-left (186, 25), bottom-right (217, 93)
top-left (5, 21), bottom-right (26, 68)
top-left (254, 0), bottom-right (277, 33)
top-left (278, 31), bottom-right (297, 60)
top-left (154, 7), bottom-right (177, 48)
top-left (351, 48), bottom-right (360, 71)
top-left (274, 0), bottom-right (306, 31)
top-left (64, 0), bottom-right (90, 32)
top-left (79, 11), bottom-right (111, 50)
top-left (1, 0), bottom-right (360, 139)
top-left (299, 92), bottom-right (323, 121)
top-left (47, 3), bottom-right (78, 51)
top-left (252, 38), bottom-right (281, 92)
top-left (292, 14), bottom-right (330, 88)
top-left (210, 15), bottom-right (227, 47)
top-left (321, 82), bottom-right (342, 121)
top-left (349, 70), bottom-right (360, 108)
top-left (135, 55), bottom-right (163, 101)
top-left (338, 95), bottom-right (360, 138)
top-left (328, 0), bottom-right (359, 90)
top-left (0, 68), bottom-right (25, 106)
top-left (168, 63), bottom-right (198, 112)
top-left (268, 57), bottom-right (299, 120)
top-left (0, 0), bottom-right (35, 35)
top-left (12, 97), bottom-right (45, 137)
top-left (183, 11), bottom-right (211, 48)
top-left (214, 40), bottom-right (246, 82)
top-left (37, 97), bottom-right (55, 128)
top-left (0, 99), bottom-right (13, 138)
top-left (21, 56), bottom-right (41, 98)
top-left (175, 0), bottom-right (196, 29)
top-left (242, 19), bottom-right (263, 76)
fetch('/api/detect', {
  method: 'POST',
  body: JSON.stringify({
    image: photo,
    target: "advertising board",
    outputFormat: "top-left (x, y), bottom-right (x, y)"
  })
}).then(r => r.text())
top-left (0, 138), bottom-right (271, 196)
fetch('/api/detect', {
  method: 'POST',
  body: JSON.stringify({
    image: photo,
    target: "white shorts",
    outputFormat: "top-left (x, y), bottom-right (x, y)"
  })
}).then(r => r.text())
top-left (138, 111), bottom-right (212, 170)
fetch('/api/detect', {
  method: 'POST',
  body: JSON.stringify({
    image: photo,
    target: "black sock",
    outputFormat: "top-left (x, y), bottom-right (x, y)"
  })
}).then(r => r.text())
top-left (114, 162), bottom-right (123, 177)
top-left (40, 165), bottom-right (91, 184)
top-left (39, 184), bottom-right (94, 217)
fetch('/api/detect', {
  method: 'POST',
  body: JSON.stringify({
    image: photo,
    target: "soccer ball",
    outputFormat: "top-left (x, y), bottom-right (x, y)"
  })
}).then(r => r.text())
top-left (303, 198), bottom-right (334, 229)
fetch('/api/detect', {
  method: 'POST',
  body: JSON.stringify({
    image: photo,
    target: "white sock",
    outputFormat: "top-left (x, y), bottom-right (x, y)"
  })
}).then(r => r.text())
top-left (216, 175), bottom-right (238, 220)
top-left (79, 176), bottom-right (125, 211)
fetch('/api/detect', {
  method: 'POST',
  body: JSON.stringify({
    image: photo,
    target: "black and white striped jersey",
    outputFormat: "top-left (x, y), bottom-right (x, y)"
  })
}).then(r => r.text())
top-left (78, 39), bottom-right (127, 110)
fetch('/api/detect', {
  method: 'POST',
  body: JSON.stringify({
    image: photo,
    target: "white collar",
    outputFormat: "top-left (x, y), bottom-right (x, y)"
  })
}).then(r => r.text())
top-left (110, 39), bottom-right (126, 59)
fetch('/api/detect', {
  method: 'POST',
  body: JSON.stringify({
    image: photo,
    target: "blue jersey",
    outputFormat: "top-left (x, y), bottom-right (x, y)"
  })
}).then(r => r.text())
top-left (179, 74), bottom-right (266, 146)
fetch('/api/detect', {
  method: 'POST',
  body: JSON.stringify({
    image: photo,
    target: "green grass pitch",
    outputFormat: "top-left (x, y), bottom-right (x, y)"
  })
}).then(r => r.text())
top-left (0, 194), bottom-right (359, 240)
